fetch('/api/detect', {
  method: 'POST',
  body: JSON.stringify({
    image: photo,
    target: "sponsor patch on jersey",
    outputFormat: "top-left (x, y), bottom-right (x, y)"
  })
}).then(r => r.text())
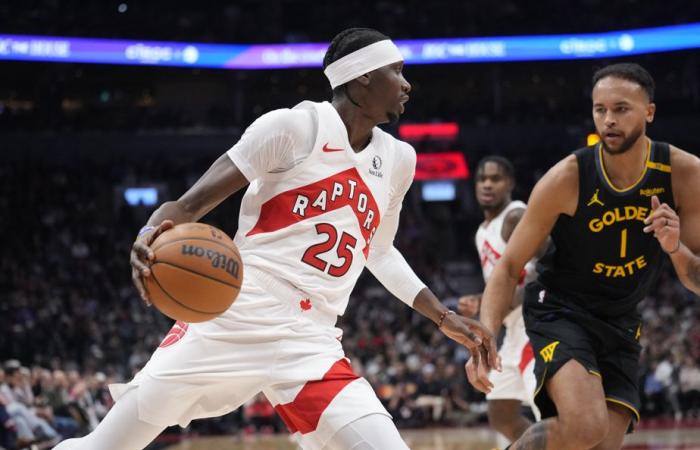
top-left (639, 187), bottom-right (665, 197)
top-left (369, 155), bottom-right (383, 178)
top-left (539, 341), bottom-right (560, 363)
top-left (586, 189), bottom-right (605, 207)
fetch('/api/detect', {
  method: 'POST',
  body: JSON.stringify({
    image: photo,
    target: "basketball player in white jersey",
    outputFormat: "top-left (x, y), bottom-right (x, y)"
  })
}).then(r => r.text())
top-left (461, 156), bottom-right (541, 447)
top-left (54, 28), bottom-right (498, 450)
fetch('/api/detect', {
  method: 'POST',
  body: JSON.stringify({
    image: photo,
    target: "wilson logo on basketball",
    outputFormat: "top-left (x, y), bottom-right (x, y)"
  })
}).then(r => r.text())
top-left (159, 321), bottom-right (189, 348)
top-left (181, 245), bottom-right (241, 278)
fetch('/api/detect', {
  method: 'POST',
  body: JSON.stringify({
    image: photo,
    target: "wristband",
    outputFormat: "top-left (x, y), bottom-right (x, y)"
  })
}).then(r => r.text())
top-left (137, 225), bottom-right (156, 237)
top-left (438, 310), bottom-right (456, 328)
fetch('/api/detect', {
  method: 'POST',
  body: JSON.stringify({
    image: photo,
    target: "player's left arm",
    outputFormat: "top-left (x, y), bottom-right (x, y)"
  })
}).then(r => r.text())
top-left (365, 144), bottom-right (498, 369)
top-left (501, 207), bottom-right (550, 309)
top-left (644, 147), bottom-right (700, 295)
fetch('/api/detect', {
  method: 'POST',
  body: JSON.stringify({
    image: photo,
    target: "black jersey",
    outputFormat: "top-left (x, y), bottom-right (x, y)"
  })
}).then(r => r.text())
top-left (536, 140), bottom-right (674, 319)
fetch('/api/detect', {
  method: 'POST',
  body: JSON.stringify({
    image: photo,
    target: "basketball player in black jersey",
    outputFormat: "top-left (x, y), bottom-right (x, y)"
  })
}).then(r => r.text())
top-left (467, 63), bottom-right (700, 450)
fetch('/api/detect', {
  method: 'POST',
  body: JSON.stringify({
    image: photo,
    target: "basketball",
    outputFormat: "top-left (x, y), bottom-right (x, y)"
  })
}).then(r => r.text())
top-left (143, 223), bottom-right (243, 323)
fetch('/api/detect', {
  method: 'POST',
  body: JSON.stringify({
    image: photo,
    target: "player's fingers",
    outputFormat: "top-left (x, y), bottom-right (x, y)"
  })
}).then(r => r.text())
top-left (644, 216), bottom-right (672, 233)
top-left (478, 347), bottom-right (494, 388)
top-left (644, 205), bottom-right (677, 224)
top-left (130, 252), bottom-right (151, 276)
top-left (465, 358), bottom-right (477, 383)
top-left (132, 240), bottom-right (155, 262)
top-left (131, 268), bottom-right (151, 306)
top-left (485, 335), bottom-right (501, 371)
top-left (651, 195), bottom-right (661, 210)
top-left (461, 326), bottom-right (483, 347)
top-left (465, 356), bottom-right (490, 393)
top-left (147, 219), bottom-right (175, 245)
top-left (644, 216), bottom-right (680, 233)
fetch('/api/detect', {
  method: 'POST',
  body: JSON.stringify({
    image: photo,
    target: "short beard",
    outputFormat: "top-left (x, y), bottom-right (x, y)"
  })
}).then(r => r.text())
top-left (601, 126), bottom-right (644, 155)
top-left (386, 111), bottom-right (399, 124)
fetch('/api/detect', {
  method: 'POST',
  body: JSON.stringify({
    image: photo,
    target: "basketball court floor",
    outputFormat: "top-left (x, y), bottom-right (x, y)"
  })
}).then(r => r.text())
top-left (163, 426), bottom-right (700, 450)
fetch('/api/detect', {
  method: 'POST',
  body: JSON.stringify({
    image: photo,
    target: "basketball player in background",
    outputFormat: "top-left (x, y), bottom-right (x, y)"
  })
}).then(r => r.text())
top-left (467, 63), bottom-right (700, 450)
top-left (459, 156), bottom-right (541, 448)
top-left (55, 28), bottom-right (498, 450)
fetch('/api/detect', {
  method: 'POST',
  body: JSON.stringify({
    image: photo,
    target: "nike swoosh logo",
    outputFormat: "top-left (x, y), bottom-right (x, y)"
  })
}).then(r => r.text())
top-left (322, 143), bottom-right (344, 153)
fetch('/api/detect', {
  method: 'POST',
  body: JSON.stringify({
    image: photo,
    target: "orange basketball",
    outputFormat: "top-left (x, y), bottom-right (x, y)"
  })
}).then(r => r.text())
top-left (144, 223), bottom-right (243, 323)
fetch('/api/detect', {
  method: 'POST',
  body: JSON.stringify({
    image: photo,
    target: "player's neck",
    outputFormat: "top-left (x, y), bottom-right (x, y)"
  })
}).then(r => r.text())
top-left (332, 99), bottom-right (375, 153)
top-left (482, 200), bottom-right (510, 222)
top-left (601, 135), bottom-right (649, 188)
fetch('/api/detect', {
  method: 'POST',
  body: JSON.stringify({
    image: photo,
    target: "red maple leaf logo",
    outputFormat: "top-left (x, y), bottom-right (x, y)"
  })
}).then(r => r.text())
top-left (300, 298), bottom-right (312, 311)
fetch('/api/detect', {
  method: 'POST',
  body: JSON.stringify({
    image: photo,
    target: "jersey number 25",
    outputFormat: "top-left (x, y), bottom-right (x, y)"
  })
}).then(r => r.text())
top-left (302, 223), bottom-right (357, 277)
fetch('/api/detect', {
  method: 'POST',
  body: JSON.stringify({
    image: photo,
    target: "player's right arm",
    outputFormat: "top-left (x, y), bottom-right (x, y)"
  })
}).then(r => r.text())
top-left (467, 155), bottom-right (578, 393)
top-left (130, 155), bottom-right (249, 303)
top-left (131, 108), bottom-right (314, 303)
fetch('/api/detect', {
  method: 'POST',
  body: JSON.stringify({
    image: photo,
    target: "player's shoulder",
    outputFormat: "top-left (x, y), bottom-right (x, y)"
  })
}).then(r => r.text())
top-left (669, 144), bottom-right (700, 176)
top-left (504, 201), bottom-right (526, 221)
top-left (390, 132), bottom-right (417, 163)
top-left (669, 144), bottom-right (700, 208)
top-left (530, 154), bottom-right (579, 214)
top-left (538, 154), bottom-right (579, 188)
top-left (253, 102), bottom-right (317, 134)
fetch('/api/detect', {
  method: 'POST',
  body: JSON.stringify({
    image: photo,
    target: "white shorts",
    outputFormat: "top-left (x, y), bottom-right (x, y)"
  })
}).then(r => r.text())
top-left (486, 309), bottom-right (540, 419)
top-left (109, 266), bottom-right (390, 450)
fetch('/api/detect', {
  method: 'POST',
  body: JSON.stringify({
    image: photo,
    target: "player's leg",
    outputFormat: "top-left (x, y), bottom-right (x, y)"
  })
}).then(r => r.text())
top-left (511, 359), bottom-right (609, 450)
top-left (590, 335), bottom-right (641, 450)
top-left (53, 388), bottom-right (164, 450)
top-left (590, 403), bottom-right (632, 450)
top-left (266, 341), bottom-right (406, 449)
top-left (324, 413), bottom-right (409, 450)
top-left (488, 399), bottom-right (531, 442)
top-left (486, 321), bottom-right (534, 442)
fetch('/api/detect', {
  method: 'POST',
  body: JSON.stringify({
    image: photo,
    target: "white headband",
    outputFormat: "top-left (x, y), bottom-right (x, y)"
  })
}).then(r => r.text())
top-left (324, 40), bottom-right (404, 89)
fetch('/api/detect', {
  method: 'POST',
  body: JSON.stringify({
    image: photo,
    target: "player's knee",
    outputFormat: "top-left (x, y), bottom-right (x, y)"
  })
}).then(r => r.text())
top-left (487, 401), bottom-right (527, 440)
top-left (560, 406), bottom-right (609, 447)
top-left (488, 407), bottom-right (515, 436)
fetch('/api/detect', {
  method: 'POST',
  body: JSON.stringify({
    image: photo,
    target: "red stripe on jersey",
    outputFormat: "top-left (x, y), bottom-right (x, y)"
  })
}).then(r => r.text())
top-left (158, 321), bottom-right (189, 348)
top-left (482, 239), bottom-right (527, 285)
top-left (480, 239), bottom-right (501, 267)
top-left (519, 342), bottom-right (534, 374)
top-left (246, 168), bottom-right (381, 257)
top-left (274, 358), bottom-right (359, 434)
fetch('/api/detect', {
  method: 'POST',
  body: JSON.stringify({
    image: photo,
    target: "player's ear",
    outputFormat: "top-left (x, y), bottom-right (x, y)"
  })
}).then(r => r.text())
top-left (354, 73), bottom-right (371, 87)
top-left (646, 102), bottom-right (656, 123)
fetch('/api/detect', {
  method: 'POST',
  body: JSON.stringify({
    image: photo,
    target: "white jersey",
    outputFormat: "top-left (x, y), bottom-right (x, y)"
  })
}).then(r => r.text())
top-left (476, 200), bottom-right (537, 328)
top-left (227, 101), bottom-right (419, 318)
top-left (478, 200), bottom-right (540, 418)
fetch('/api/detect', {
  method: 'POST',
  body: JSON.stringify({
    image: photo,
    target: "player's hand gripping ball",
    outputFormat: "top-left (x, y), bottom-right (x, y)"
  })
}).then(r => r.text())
top-left (143, 223), bottom-right (243, 322)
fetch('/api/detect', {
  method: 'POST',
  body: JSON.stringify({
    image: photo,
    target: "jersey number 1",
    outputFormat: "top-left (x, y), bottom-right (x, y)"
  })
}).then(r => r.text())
top-left (302, 223), bottom-right (357, 277)
top-left (620, 228), bottom-right (628, 258)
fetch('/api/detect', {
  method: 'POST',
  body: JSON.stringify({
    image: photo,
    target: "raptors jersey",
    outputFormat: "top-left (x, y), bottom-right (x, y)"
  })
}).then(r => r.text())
top-left (229, 101), bottom-right (415, 317)
top-left (476, 200), bottom-right (537, 328)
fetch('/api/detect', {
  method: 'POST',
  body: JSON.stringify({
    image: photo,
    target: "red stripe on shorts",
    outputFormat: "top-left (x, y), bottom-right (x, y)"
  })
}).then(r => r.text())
top-left (274, 358), bottom-right (359, 434)
top-left (519, 342), bottom-right (534, 374)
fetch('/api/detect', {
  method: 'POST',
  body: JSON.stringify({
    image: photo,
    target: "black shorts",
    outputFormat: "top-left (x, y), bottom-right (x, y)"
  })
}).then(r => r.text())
top-left (523, 282), bottom-right (642, 427)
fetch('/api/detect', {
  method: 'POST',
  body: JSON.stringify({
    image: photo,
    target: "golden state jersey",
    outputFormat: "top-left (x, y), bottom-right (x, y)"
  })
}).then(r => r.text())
top-left (536, 140), bottom-right (674, 318)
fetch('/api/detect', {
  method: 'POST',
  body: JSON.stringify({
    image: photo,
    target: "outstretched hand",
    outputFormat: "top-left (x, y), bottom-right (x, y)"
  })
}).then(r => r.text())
top-left (439, 314), bottom-right (500, 383)
top-left (644, 195), bottom-right (681, 253)
top-left (130, 220), bottom-right (175, 305)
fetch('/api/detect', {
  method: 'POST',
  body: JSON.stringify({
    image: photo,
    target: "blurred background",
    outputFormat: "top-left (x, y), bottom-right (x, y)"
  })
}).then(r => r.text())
top-left (1, 1), bottom-right (700, 449)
